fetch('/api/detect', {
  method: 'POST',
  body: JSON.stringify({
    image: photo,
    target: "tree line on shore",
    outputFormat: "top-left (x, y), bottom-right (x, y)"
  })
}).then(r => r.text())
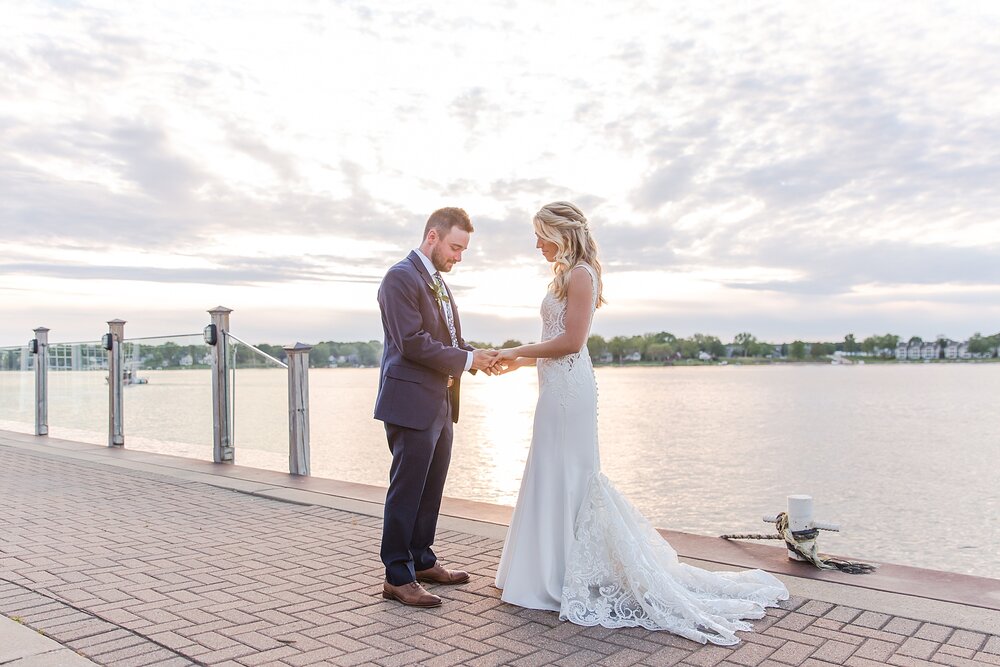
top-left (260, 330), bottom-right (1000, 367)
top-left (584, 331), bottom-right (1000, 363)
top-left (22, 331), bottom-right (990, 372)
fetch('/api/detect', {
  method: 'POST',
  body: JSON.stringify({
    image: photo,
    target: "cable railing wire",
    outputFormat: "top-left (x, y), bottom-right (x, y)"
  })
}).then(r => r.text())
top-left (225, 332), bottom-right (288, 369)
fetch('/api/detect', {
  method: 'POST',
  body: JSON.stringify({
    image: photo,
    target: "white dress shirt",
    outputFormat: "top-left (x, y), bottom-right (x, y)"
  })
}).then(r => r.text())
top-left (414, 248), bottom-right (473, 372)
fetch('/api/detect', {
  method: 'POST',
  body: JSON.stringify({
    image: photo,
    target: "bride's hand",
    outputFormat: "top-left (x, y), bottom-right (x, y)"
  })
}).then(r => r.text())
top-left (495, 350), bottom-right (535, 375)
top-left (489, 348), bottom-right (519, 374)
top-left (497, 357), bottom-right (527, 375)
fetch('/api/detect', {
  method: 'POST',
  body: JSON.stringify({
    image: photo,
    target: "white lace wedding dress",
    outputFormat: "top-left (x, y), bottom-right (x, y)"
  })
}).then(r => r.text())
top-left (494, 263), bottom-right (788, 646)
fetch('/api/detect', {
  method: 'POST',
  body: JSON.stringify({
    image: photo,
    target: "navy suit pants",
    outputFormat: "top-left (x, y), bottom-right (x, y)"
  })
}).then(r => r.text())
top-left (380, 396), bottom-right (453, 585)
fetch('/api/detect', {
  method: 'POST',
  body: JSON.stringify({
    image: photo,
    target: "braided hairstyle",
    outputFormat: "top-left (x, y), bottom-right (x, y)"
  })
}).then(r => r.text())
top-left (533, 201), bottom-right (606, 308)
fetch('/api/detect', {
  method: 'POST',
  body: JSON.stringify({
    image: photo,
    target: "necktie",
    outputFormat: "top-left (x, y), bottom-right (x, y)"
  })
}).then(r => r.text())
top-left (434, 272), bottom-right (459, 347)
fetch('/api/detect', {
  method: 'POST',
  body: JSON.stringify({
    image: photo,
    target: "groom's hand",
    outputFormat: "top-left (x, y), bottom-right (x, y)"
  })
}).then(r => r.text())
top-left (471, 348), bottom-right (500, 374)
top-left (488, 348), bottom-right (519, 374)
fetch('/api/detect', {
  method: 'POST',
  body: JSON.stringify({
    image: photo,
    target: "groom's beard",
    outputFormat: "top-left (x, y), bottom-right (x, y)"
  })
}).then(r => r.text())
top-left (431, 245), bottom-right (455, 272)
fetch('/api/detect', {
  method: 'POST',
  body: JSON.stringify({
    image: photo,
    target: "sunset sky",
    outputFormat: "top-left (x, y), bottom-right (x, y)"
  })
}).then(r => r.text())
top-left (2, 1), bottom-right (999, 347)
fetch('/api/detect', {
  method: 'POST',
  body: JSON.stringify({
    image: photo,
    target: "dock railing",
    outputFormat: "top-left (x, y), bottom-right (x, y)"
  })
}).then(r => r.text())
top-left (0, 306), bottom-right (312, 475)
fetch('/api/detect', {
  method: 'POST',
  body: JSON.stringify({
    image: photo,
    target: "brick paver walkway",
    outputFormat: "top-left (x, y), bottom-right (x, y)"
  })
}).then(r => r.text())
top-left (1, 444), bottom-right (998, 666)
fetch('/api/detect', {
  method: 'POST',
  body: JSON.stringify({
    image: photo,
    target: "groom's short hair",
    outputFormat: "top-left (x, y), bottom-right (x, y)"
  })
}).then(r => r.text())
top-left (424, 207), bottom-right (474, 239)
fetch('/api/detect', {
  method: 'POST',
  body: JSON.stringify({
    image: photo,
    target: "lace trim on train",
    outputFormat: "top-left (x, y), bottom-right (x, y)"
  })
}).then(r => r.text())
top-left (559, 474), bottom-right (789, 645)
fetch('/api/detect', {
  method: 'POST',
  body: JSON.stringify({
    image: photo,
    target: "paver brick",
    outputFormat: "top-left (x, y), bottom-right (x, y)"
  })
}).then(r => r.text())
top-left (853, 637), bottom-right (898, 662)
top-left (740, 631), bottom-right (784, 649)
top-left (768, 628), bottom-right (825, 647)
top-left (599, 647), bottom-right (660, 666)
top-left (510, 649), bottom-right (567, 667)
top-left (844, 657), bottom-right (892, 667)
top-left (774, 612), bottom-right (813, 632)
top-left (811, 639), bottom-right (856, 663)
top-left (841, 623), bottom-right (908, 643)
top-left (897, 636), bottom-right (937, 659)
top-left (464, 648), bottom-right (521, 667)
top-left (2, 441), bottom-right (998, 667)
top-left (373, 646), bottom-right (435, 666)
top-left (193, 643), bottom-right (260, 664)
top-left (804, 625), bottom-right (864, 644)
top-left (948, 629), bottom-right (987, 650)
top-left (484, 634), bottom-right (540, 655)
top-left (884, 617), bottom-right (921, 636)
top-left (797, 600), bottom-right (835, 617)
top-left (680, 644), bottom-right (736, 666)
top-left (885, 654), bottom-right (940, 666)
top-left (929, 653), bottom-right (985, 667)
top-left (554, 648), bottom-right (608, 666)
top-left (769, 640), bottom-right (814, 664)
top-left (38, 617), bottom-right (113, 642)
top-left (88, 642), bottom-right (162, 663)
top-left (421, 648), bottom-right (478, 667)
top-left (853, 611), bottom-right (891, 629)
top-left (824, 606), bottom-right (862, 624)
top-left (234, 644), bottom-right (301, 665)
top-left (937, 643), bottom-right (975, 658)
top-left (728, 641), bottom-right (776, 666)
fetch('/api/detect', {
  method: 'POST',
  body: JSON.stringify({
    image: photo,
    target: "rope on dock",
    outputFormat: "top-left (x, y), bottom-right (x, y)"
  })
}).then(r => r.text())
top-left (721, 512), bottom-right (877, 575)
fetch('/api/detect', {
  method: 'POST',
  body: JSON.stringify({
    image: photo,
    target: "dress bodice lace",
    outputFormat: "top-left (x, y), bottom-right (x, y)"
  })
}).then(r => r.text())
top-left (537, 264), bottom-right (598, 394)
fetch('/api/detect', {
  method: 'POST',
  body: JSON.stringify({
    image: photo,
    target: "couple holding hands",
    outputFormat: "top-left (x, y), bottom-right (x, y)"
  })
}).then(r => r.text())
top-left (374, 203), bottom-right (787, 645)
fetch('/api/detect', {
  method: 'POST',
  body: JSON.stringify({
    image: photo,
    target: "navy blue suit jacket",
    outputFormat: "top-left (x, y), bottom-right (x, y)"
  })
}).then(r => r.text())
top-left (374, 251), bottom-right (474, 430)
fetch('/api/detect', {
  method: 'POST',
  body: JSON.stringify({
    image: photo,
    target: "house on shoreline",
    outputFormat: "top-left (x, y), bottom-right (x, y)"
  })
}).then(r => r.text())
top-left (895, 339), bottom-right (982, 361)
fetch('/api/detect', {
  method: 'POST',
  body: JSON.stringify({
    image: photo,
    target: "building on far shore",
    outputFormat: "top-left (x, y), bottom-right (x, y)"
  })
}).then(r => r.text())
top-left (896, 340), bottom-right (941, 361)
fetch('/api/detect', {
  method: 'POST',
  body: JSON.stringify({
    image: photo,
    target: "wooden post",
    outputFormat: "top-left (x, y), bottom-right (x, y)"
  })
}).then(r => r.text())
top-left (285, 343), bottom-right (312, 476)
top-left (208, 306), bottom-right (234, 463)
top-left (107, 319), bottom-right (125, 447)
top-left (32, 327), bottom-right (49, 436)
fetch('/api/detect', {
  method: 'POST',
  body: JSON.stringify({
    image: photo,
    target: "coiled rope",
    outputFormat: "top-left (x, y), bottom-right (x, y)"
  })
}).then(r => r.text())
top-left (721, 512), bottom-right (877, 575)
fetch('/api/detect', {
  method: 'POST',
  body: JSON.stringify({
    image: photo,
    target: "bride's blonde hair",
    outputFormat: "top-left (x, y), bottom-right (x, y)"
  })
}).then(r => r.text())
top-left (533, 201), bottom-right (606, 308)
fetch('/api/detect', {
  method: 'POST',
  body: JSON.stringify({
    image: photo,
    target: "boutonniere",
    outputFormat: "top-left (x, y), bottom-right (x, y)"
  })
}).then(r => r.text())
top-left (427, 280), bottom-right (450, 307)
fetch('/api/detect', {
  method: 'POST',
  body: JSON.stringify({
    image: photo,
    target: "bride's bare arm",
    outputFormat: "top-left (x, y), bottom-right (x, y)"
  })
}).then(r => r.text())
top-left (504, 267), bottom-right (593, 361)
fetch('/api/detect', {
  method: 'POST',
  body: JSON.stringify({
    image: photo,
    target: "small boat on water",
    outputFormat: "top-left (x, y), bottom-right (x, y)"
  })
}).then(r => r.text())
top-left (106, 346), bottom-right (149, 385)
top-left (124, 369), bottom-right (148, 385)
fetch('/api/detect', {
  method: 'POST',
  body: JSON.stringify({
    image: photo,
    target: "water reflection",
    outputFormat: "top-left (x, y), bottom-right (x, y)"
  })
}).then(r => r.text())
top-left (450, 369), bottom-right (537, 505)
top-left (2, 361), bottom-right (997, 578)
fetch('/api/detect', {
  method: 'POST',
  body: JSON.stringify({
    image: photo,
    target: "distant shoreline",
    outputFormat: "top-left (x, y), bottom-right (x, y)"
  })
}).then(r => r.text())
top-left (591, 357), bottom-right (1000, 368)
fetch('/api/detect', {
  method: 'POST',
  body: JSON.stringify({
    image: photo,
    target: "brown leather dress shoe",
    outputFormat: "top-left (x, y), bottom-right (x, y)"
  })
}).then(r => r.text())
top-left (415, 562), bottom-right (470, 585)
top-left (382, 581), bottom-right (442, 608)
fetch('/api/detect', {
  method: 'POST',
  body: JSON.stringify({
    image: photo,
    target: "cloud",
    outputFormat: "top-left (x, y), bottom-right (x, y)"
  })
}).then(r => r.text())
top-left (3, 1), bottom-right (1000, 342)
top-left (737, 241), bottom-right (1000, 295)
top-left (226, 126), bottom-right (299, 182)
top-left (631, 156), bottom-right (699, 211)
top-left (0, 259), bottom-right (383, 286)
top-left (450, 87), bottom-right (491, 132)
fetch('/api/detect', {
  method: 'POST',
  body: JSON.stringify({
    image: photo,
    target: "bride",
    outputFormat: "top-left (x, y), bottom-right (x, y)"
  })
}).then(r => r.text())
top-left (491, 201), bottom-right (788, 646)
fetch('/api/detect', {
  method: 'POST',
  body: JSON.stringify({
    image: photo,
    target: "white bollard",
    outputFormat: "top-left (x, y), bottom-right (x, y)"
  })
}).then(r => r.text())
top-left (764, 494), bottom-right (841, 561)
top-left (787, 494), bottom-right (814, 533)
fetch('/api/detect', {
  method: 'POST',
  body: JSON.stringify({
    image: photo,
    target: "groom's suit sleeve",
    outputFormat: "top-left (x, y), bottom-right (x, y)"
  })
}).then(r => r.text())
top-left (379, 267), bottom-right (469, 378)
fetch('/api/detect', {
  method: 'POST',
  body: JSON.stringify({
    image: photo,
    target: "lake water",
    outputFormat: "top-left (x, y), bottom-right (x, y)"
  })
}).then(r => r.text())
top-left (2, 363), bottom-right (998, 579)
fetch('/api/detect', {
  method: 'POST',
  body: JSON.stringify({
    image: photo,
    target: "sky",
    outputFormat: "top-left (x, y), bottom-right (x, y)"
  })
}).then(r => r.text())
top-left (2, 1), bottom-right (999, 347)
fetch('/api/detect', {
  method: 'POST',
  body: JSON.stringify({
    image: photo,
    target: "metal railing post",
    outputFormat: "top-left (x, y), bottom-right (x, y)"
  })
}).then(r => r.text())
top-left (208, 306), bottom-right (234, 463)
top-left (285, 343), bottom-right (312, 476)
top-left (107, 319), bottom-right (126, 447)
top-left (32, 327), bottom-right (49, 436)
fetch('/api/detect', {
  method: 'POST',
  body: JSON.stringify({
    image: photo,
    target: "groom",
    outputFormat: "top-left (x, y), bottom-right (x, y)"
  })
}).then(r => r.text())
top-left (375, 207), bottom-right (497, 608)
